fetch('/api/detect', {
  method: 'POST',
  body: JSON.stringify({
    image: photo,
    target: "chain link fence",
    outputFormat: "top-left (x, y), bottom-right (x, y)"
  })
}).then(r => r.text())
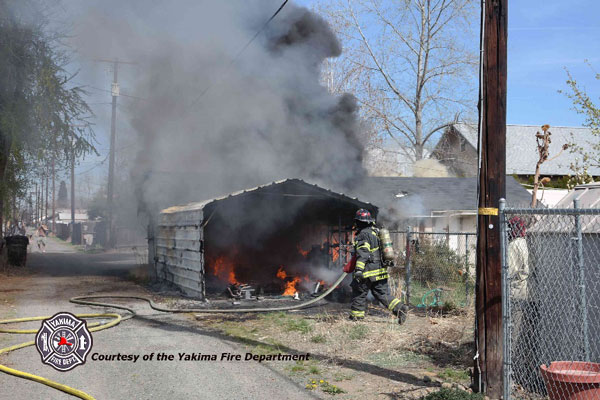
top-left (501, 200), bottom-right (600, 400)
top-left (388, 230), bottom-right (476, 311)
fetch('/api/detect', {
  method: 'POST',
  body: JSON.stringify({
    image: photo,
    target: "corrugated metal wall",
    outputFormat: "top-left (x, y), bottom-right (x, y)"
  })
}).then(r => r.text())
top-left (154, 208), bottom-right (204, 298)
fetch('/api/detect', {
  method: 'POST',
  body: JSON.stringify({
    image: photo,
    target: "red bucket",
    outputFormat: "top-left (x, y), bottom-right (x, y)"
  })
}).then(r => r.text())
top-left (540, 362), bottom-right (600, 400)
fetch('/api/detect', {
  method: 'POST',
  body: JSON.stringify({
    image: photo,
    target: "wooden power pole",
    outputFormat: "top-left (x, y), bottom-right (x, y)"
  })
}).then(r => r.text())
top-left (71, 142), bottom-right (75, 240)
top-left (94, 58), bottom-right (137, 249)
top-left (475, 0), bottom-right (507, 397)
top-left (52, 159), bottom-right (56, 233)
top-left (45, 165), bottom-right (49, 223)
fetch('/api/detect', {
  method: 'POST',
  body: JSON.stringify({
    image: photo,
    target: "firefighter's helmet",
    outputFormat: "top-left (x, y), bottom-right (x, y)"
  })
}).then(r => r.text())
top-left (354, 209), bottom-right (373, 223)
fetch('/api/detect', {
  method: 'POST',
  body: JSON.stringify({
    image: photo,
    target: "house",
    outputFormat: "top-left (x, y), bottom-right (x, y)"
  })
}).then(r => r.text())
top-left (52, 208), bottom-right (94, 243)
top-left (432, 123), bottom-right (600, 179)
top-left (347, 176), bottom-right (532, 272)
top-left (350, 175), bottom-right (533, 233)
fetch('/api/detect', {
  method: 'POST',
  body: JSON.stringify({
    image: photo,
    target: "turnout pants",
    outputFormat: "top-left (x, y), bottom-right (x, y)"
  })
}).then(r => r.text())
top-left (350, 278), bottom-right (403, 319)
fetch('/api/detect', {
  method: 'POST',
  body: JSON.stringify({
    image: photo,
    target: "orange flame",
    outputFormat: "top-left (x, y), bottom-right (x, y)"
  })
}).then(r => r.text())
top-left (297, 244), bottom-right (309, 258)
top-left (330, 237), bottom-right (340, 262)
top-left (276, 266), bottom-right (287, 280)
top-left (213, 256), bottom-right (240, 284)
top-left (283, 277), bottom-right (301, 296)
top-left (332, 249), bottom-right (339, 262)
top-left (277, 266), bottom-right (301, 296)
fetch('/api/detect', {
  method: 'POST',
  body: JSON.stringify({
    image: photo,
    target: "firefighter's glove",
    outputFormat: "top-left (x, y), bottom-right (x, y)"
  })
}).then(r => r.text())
top-left (353, 270), bottom-right (364, 282)
top-left (384, 260), bottom-right (395, 268)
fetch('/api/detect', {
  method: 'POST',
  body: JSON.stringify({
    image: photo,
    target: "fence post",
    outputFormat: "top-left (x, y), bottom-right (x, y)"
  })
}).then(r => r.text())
top-left (574, 199), bottom-right (590, 361)
top-left (499, 198), bottom-right (511, 400)
top-left (405, 226), bottom-right (412, 306)
top-left (464, 233), bottom-right (469, 306)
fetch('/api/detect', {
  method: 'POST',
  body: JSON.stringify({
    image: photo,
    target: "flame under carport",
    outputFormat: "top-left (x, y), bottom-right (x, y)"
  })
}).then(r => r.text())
top-left (150, 179), bottom-right (377, 300)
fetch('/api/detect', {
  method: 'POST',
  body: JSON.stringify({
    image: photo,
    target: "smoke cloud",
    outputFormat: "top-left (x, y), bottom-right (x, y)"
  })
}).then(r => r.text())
top-left (68, 0), bottom-right (366, 217)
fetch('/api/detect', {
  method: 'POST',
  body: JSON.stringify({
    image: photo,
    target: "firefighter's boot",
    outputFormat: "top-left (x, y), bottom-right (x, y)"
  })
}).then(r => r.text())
top-left (349, 310), bottom-right (365, 321)
top-left (397, 305), bottom-right (409, 325)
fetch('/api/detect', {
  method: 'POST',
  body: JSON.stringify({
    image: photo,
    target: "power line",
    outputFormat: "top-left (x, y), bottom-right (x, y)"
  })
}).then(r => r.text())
top-left (189, 0), bottom-right (289, 107)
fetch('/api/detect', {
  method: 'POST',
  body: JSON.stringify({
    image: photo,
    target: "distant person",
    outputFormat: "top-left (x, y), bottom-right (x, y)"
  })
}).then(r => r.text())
top-left (36, 225), bottom-right (48, 253)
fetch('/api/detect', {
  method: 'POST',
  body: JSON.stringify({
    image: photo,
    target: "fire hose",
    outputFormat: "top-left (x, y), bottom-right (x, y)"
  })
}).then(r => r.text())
top-left (0, 271), bottom-right (348, 399)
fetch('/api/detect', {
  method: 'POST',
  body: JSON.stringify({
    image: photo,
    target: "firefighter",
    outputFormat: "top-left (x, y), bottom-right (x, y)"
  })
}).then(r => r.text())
top-left (349, 209), bottom-right (408, 324)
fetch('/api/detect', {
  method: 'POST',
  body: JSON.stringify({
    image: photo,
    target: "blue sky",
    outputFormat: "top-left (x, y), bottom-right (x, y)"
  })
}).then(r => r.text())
top-left (507, 0), bottom-right (600, 126)
top-left (71, 1), bottom-right (600, 189)
top-left (295, 0), bottom-right (600, 127)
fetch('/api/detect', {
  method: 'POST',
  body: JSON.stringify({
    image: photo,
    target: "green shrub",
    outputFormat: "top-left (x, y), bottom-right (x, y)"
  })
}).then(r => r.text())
top-left (421, 388), bottom-right (483, 400)
top-left (412, 241), bottom-right (465, 285)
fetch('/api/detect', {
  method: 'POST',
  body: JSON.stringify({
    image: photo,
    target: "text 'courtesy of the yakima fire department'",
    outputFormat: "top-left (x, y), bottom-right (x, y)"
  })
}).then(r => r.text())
top-left (91, 352), bottom-right (311, 363)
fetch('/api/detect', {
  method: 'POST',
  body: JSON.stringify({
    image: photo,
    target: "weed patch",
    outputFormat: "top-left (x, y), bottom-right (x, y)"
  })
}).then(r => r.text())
top-left (437, 368), bottom-right (470, 383)
top-left (310, 334), bottom-right (326, 343)
top-left (306, 379), bottom-right (345, 395)
top-left (347, 324), bottom-right (369, 340)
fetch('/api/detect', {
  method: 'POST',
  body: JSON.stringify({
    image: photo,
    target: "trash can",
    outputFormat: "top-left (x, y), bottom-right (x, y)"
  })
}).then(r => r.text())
top-left (5, 235), bottom-right (29, 266)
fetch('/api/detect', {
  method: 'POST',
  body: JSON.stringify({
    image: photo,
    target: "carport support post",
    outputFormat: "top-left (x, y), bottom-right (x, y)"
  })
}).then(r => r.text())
top-left (574, 199), bottom-right (589, 361)
top-left (404, 226), bottom-right (412, 306)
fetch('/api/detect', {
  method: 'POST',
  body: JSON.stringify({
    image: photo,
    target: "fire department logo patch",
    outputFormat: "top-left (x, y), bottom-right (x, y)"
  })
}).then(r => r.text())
top-left (35, 312), bottom-right (93, 371)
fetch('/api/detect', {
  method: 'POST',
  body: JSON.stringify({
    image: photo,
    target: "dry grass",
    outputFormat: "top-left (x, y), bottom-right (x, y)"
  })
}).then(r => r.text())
top-left (198, 302), bottom-right (475, 398)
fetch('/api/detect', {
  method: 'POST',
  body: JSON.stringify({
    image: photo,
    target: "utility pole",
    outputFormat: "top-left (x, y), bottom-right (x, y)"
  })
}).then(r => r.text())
top-left (40, 172), bottom-right (44, 224)
top-left (34, 182), bottom-right (38, 225)
top-left (107, 59), bottom-right (118, 249)
top-left (71, 142), bottom-right (75, 228)
top-left (94, 58), bottom-right (136, 249)
top-left (45, 164), bottom-right (49, 224)
top-left (52, 159), bottom-right (56, 233)
top-left (474, 0), bottom-right (507, 398)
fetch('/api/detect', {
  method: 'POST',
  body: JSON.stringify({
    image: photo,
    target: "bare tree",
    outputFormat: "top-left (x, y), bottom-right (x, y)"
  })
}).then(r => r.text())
top-left (561, 65), bottom-right (600, 188)
top-left (316, 0), bottom-right (477, 166)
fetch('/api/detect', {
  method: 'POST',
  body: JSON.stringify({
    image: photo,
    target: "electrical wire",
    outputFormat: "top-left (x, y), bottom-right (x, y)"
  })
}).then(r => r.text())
top-left (189, 0), bottom-right (289, 107)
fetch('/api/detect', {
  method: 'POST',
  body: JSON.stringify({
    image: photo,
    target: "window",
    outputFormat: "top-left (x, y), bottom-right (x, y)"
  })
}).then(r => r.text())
top-left (460, 137), bottom-right (466, 152)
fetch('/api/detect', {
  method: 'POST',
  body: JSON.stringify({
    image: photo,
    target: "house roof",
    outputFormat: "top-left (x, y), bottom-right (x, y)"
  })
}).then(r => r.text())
top-left (160, 178), bottom-right (377, 215)
top-left (349, 176), bottom-right (533, 216)
top-left (57, 212), bottom-right (88, 220)
top-left (450, 123), bottom-right (600, 175)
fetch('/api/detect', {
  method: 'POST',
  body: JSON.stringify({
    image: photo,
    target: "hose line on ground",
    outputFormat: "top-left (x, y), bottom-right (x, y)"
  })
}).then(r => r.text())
top-left (70, 272), bottom-right (348, 314)
top-left (0, 272), bottom-right (348, 399)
